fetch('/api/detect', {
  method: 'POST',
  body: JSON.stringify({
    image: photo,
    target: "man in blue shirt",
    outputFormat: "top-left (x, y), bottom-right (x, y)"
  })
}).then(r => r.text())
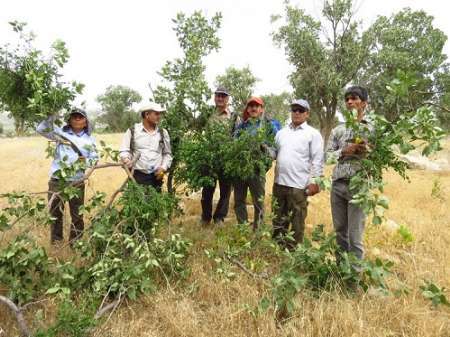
top-left (233, 97), bottom-right (281, 229)
top-left (37, 108), bottom-right (98, 245)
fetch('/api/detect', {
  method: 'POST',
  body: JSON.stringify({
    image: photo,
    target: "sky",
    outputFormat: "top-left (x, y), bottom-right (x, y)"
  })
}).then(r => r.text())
top-left (1, 0), bottom-right (449, 113)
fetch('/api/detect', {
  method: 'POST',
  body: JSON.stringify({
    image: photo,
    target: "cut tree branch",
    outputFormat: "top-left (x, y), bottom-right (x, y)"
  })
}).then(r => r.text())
top-left (94, 296), bottom-right (122, 320)
top-left (223, 254), bottom-right (269, 281)
top-left (0, 296), bottom-right (31, 337)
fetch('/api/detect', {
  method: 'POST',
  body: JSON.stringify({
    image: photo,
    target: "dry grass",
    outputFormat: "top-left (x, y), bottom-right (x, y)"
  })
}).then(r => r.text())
top-left (1, 134), bottom-right (449, 337)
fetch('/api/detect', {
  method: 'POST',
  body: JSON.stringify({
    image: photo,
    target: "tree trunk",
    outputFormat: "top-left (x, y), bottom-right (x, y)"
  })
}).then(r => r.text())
top-left (167, 171), bottom-right (174, 194)
top-left (14, 118), bottom-right (26, 136)
top-left (321, 123), bottom-right (334, 149)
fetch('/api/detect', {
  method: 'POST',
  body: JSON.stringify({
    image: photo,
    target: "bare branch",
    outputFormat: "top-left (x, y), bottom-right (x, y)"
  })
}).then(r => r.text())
top-left (20, 298), bottom-right (49, 311)
top-left (94, 296), bottom-right (122, 320)
top-left (0, 296), bottom-right (31, 337)
top-left (224, 254), bottom-right (269, 281)
top-left (424, 101), bottom-right (450, 113)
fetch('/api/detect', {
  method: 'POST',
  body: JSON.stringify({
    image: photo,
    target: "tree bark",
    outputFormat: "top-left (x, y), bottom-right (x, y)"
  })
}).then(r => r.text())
top-left (0, 296), bottom-right (31, 337)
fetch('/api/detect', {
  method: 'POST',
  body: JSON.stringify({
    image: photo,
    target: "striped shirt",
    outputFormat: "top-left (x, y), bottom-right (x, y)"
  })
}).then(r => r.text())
top-left (326, 120), bottom-right (374, 181)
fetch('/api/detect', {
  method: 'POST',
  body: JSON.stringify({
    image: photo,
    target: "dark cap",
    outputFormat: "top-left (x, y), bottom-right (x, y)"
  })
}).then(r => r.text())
top-left (69, 107), bottom-right (88, 119)
top-left (344, 86), bottom-right (368, 102)
top-left (214, 86), bottom-right (229, 96)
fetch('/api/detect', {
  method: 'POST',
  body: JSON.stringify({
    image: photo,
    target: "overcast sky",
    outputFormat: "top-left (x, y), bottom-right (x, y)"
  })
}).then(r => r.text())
top-left (1, 0), bottom-right (449, 112)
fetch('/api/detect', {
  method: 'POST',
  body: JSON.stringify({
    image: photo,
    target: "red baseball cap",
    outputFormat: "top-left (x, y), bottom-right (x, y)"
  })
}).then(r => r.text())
top-left (243, 96), bottom-right (264, 121)
top-left (245, 96), bottom-right (264, 107)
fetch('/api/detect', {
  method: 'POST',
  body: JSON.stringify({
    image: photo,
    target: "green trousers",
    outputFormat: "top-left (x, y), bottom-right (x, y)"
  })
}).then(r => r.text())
top-left (272, 183), bottom-right (308, 249)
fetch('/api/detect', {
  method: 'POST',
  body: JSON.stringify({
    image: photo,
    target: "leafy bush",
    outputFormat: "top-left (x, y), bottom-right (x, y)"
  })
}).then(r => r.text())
top-left (0, 235), bottom-right (52, 305)
top-left (35, 298), bottom-right (97, 337)
top-left (260, 225), bottom-right (393, 319)
top-left (177, 120), bottom-right (275, 192)
top-left (420, 280), bottom-right (450, 307)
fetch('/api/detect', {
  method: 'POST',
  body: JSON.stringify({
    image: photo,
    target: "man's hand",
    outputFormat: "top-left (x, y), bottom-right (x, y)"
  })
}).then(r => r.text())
top-left (121, 157), bottom-right (133, 168)
top-left (306, 183), bottom-right (320, 196)
top-left (155, 167), bottom-right (166, 180)
top-left (342, 143), bottom-right (367, 156)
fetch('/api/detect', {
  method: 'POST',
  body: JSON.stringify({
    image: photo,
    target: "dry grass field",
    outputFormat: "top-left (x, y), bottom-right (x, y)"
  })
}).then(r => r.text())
top-left (1, 134), bottom-right (449, 337)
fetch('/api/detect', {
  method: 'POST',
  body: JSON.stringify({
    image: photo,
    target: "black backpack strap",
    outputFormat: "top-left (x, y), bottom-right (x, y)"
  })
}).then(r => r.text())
top-left (159, 127), bottom-right (166, 152)
top-left (129, 125), bottom-right (135, 154)
top-left (57, 134), bottom-right (84, 158)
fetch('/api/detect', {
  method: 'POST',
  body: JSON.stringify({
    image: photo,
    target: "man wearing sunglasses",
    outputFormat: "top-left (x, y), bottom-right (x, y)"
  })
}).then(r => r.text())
top-left (271, 99), bottom-right (324, 249)
top-left (120, 103), bottom-right (172, 191)
top-left (326, 86), bottom-right (371, 261)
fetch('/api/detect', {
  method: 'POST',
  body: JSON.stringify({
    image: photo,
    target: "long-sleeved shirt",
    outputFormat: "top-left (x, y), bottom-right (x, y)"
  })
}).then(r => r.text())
top-left (36, 117), bottom-right (98, 181)
top-left (234, 117), bottom-right (281, 138)
top-left (208, 109), bottom-right (241, 134)
top-left (326, 120), bottom-right (374, 181)
top-left (119, 123), bottom-right (172, 173)
top-left (274, 122), bottom-right (324, 189)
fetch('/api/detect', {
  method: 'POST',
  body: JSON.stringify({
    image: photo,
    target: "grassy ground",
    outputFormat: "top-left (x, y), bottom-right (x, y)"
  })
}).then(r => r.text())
top-left (1, 134), bottom-right (449, 337)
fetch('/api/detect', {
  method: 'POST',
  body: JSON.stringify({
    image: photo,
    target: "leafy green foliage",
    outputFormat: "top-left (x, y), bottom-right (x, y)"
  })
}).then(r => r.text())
top-left (272, 1), bottom-right (450, 142)
top-left (73, 182), bottom-right (188, 300)
top-left (0, 179), bottom-right (189, 334)
top-left (361, 9), bottom-right (448, 122)
top-left (153, 11), bottom-right (222, 191)
top-left (396, 225), bottom-right (414, 245)
top-left (176, 121), bottom-right (232, 191)
top-left (205, 223), bottom-right (278, 281)
top-left (96, 85), bottom-right (142, 132)
top-left (341, 75), bottom-right (444, 222)
top-left (272, 0), bottom-right (372, 142)
top-left (223, 123), bottom-right (275, 181)
top-left (431, 178), bottom-right (445, 201)
top-left (176, 120), bottom-right (275, 191)
top-left (215, 66), bottom-right (259, 113)
top-left (261, 92), bottom-right (293, 125)
top-left (0, 21), bottom-right (83, 135)
top-left (0, 235), bottom-right (52, 305)
top-left (261, 225), bottom-right (393, 319)
top-left (420, 281), bottom-right (450, 307)
top-left (35, 298), bottom-right (97, 337)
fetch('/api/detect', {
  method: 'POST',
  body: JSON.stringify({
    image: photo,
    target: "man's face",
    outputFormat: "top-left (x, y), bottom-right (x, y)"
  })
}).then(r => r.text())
top-left (69, 113), bottom-right (87, 131)
top-left (345, 94), bottom-right (367, 113)
top-left (247, 102), bottom-right (263, 119)
top-left (145, 110), bottom-right (162, 124)
top-left (214, 93), bottom-right (229, 110)
top-left (291, 105), bottom-right (309, 125)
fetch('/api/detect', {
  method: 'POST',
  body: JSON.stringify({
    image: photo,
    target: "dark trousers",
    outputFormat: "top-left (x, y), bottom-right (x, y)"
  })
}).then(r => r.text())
top-left (272, 183), bottom-right (308, 249)
top-left (133, 170), bottom-right (163, 192)
top-left (234, 174), bottom-right (266, 228)
top-left (201, 177), bottom-right (232, 222)
top-left (48, 179), bottom-right (85, 243)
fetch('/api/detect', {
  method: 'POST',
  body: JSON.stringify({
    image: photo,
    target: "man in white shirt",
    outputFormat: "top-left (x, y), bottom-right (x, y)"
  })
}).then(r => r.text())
top-left (272, 99), bottom-right (324, 249)
top-left (120, 103), bottom-right (172, 191)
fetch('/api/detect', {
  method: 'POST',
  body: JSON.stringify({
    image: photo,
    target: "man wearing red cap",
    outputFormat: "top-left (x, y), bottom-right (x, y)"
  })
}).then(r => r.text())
top-left (233, 96), bottom-right (281, 229)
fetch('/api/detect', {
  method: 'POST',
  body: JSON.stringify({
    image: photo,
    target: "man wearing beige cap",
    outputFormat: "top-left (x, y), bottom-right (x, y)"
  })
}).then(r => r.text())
top-left (119, 102), bottom-right (172, 190)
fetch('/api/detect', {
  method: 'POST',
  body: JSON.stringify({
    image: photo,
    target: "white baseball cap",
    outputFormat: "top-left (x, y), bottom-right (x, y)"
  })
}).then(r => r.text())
top-left (139, 102), bottom-right (166, 117)
top-left (291, 99), bottom-right (310, 111)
